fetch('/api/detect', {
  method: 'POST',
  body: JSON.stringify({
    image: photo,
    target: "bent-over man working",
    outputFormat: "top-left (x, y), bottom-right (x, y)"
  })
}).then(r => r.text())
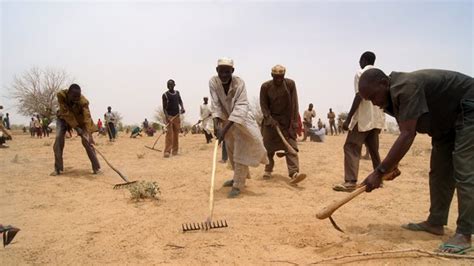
top-left (52, 84), bottom-right (100, 175)
top-left (359, 68), bottom-right (473, 254)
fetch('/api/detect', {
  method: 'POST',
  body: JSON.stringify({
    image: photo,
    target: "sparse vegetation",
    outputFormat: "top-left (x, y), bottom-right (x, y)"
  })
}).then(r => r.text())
top-left (127, 181), bottom-right (160, 201)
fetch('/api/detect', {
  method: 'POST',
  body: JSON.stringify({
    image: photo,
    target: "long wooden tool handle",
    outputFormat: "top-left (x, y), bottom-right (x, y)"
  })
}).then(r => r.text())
top-left (208, 140), bottom-right (219, 220)
top-left (93, 148), bottom-right (130, 182)
top-left (80, 134), bottom-right (130, 183)
top-left (150, 115), bottom-right (179, 149)
top-left (316, 186), bottom-right (366, 219)
top-left (316, 168), bottom-right (401, 219)
top-left (275, 127), bottom-right (298, 155)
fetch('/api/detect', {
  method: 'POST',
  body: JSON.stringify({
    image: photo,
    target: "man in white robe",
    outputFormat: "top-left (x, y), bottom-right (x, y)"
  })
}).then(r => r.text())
top-left (199, 97), bottom-right (213, 143)
top-left (209, 58), bottom-right (268, 198)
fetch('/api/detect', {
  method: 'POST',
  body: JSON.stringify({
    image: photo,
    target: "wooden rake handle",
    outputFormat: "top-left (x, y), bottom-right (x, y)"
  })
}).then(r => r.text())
top-left (207, 140), bottom-right (220, 221)
top-left (275, 126), bottom-right (298, 155)
top-left (316, 168), bottom-right (401, 219)
top-left (80, 134), bottom-right (131, 183)
top-left (149, 115), bottom-right (180, 149)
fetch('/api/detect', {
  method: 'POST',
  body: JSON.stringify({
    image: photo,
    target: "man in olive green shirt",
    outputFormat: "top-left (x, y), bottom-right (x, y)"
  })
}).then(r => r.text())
top-left (359, 68), bottom-right (473, 254)
top-left (52, 84), bottom-right (100, 176)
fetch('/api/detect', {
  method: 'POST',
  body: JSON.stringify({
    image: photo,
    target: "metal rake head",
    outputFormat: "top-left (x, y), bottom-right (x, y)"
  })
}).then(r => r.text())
top-left (182, 220), bottom-right (228, 232)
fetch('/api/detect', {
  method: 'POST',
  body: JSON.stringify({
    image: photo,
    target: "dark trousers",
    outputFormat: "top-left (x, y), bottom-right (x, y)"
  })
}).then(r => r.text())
top-left (204, 131), bottom-right (213, 144)
top-left (53, 119), bottom-right (100, 172)
top-left (221, 141), bottom-right (228, 162)
top-left (343, 125), bottom-right (381, 183)
top-left (43, 126), bottom-right (50, 137)
top-left (107, 122), bottom-right (116, 140)
top-left (329, 121), bottom-right (337, 135)
top-left (265, 138), bottom-right (299, 177)
top-left (427, 98), bottom-right (474, 235)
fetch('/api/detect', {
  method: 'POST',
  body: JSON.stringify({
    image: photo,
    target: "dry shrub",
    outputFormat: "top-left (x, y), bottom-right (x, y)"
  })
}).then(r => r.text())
top-left (127, 181), bottom-right (160, 201)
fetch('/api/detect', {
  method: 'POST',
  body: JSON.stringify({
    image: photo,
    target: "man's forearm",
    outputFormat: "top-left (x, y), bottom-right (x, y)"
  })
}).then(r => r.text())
top-left (379, 131), bottom-right (416, 172)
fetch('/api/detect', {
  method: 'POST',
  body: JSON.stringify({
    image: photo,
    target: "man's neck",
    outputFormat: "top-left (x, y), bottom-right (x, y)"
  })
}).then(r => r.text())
top-left (222, 82), bottom-right (231, 95)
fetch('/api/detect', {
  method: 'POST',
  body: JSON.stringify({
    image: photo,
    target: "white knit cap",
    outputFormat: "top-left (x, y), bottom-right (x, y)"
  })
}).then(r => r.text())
top-left (217, 57), bottom-right (234, 67)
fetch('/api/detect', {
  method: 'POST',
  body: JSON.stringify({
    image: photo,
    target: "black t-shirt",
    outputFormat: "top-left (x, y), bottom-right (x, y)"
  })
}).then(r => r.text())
top-left (162, 90), bottom-right (182, 117)
top-left (386, 69), bottom-right (473, 138)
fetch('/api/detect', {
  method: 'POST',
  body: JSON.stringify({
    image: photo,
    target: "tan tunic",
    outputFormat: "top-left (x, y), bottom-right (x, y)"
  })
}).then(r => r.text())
top-left (260, 78), bottom-right (299, 153)
top-left (209, 76), bottom-right (268, 167)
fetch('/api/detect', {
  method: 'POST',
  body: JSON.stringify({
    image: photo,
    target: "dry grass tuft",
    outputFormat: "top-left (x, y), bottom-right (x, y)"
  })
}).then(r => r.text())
top-left (127, 181), bottom-right (160, 201)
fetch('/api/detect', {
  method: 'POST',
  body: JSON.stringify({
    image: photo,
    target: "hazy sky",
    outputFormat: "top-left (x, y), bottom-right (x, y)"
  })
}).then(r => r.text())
top-left (1, 0), bottom-right (473, 126)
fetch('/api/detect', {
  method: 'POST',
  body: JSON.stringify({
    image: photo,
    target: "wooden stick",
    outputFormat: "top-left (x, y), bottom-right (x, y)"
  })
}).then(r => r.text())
top-left (310, 248), bottom-right (474, 264)
top-left (316, 168), bottom-right (401, 219)
top-left (275, 126), bottom-right (298, 155)
top-left (207, 140), bottom-right (219, 222)
top-left (80, 134), bottom-right (131, 183)
top-left (146, 115), bottom-right (179, 150)
top-left (317, 186), bottom-right (366, 219)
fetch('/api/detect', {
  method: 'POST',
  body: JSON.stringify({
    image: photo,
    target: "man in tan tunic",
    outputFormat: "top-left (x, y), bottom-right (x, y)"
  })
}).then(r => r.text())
top-left (260, 65), bottom-right (306, 184)
top-left (209, 58), bottom-right (268, 198)
top-left (327, 108), bottom-right (337, 135)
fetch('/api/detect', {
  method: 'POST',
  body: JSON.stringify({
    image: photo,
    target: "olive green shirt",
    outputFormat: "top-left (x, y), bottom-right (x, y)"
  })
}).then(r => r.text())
top-left (386, 69), bottom-right (473, 138)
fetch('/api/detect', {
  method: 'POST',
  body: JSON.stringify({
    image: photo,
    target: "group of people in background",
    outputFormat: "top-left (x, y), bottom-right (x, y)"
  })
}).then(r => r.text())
top-left (28, 114), bottom-right (50, 138)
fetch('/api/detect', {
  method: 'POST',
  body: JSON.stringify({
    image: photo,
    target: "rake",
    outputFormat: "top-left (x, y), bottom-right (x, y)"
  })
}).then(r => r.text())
top-left (80, 134), bottom-right (137, 189)
top-left (182, 140), bottom-right (228, 232)
top-left (144, 115), bottom-right (179, 152)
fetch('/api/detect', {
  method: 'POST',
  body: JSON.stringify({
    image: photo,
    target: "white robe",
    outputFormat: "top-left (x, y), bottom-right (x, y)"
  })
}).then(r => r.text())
top-left (200, 104), bottom-right (213, 133)
top-left (209, 76), bottom-right (268, 167)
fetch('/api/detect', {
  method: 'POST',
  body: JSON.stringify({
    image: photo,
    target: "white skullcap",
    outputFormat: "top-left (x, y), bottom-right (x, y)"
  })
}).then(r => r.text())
top-left (217, 57), bottom-right (234, 67)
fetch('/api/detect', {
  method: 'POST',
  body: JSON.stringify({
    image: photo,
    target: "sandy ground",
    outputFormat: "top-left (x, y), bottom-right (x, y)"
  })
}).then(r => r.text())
top-left (1, 131), bottom-right (472, 265)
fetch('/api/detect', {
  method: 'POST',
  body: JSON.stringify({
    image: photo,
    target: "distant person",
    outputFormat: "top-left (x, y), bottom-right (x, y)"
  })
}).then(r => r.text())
top-left (29, 117), bottom-right (35, 137)
top-left (333, 51), bottom-right (385, 192)
top-left (337, 117), bottom-right (345, 134)
top-left (0, 106), bottom-right (12, 147)
top-left (130, 126), bottom-right (142, 138)
top-left (104, 106), bottom-right (117, 142)
top-left (327, 108), bottom-right (337, 135)
top-left (317, 118), bottom-right (323, 129)
top-left (162, 79), bottom-right (185, 158)
top-left (143, 118), bottom-right (149, 130)
top-left (358, 68), bottom-right (473, 254)
top-left (97, 118), bottom-right (104, 135)
top-left (302, 103), bottom-right (316, 141)
top-left (260, 64), bottom-right (306, 184)
top-left (4, 113), bottom-right (10, 130)
top-left (51, 84), bottom-right (100, 176)
top-left (309, 123), bottom-right (326, 142)
top-left (199, 97), bottom-right (213, 143)
top-left (210, 58), bottom-right (268, 198)
top-left (34, 115), bottom-right (42, 138)
top-left (42, 116), bottom-right (50, 137)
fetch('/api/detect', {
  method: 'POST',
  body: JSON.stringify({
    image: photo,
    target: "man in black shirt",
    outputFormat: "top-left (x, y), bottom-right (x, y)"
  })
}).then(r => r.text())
top-left (359, 68), bottom-right (473, 254)
top-left (162, 79), bottom-right (185, 158)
